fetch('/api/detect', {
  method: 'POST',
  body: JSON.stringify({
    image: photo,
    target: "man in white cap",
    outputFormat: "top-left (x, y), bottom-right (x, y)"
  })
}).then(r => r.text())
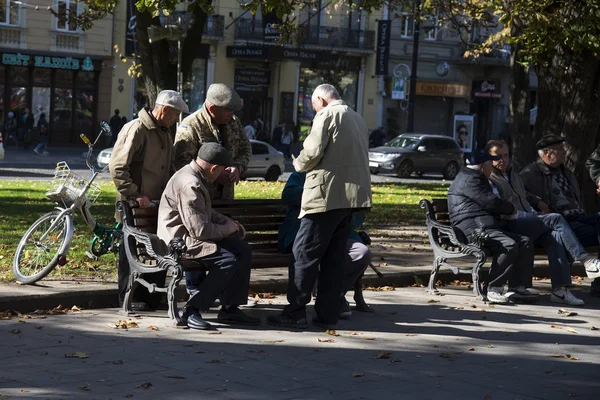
top-left (173, 83), bottom-right (251, 201)
top-left (109, 89), bottom-right (189, 311)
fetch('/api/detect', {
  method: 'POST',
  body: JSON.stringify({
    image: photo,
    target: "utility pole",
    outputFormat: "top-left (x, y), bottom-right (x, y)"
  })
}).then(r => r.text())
top-left (407, 0), bottom-right (421, 132)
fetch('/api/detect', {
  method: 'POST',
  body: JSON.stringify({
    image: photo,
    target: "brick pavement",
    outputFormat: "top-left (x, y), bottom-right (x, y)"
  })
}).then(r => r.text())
top-left (0, 281), bottom-right (598, 399)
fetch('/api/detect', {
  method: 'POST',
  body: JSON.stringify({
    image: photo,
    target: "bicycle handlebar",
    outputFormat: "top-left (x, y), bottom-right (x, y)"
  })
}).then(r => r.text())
top-left (81, 122), bottom-right (112, 174)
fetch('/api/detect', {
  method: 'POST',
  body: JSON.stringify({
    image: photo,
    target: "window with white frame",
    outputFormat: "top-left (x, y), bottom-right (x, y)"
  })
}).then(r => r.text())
top-left (396, 11), bottom-right (438, 40)
top-left (55, 0), bottom-right (81, 32)
top-left (0, 0), bottom-right (20, 25)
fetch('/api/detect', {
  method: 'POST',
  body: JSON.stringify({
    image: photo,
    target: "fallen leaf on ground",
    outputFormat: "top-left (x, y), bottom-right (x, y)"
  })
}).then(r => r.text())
top-left (590, 326), bottom-right (598, 331)
top-left (71, 306), bottom-right (82, 312)
top-left (558, 308), bottom-right (568, 313)
top-left (0, 392), bottom-right (12, 397)
top-left (134, 382), bottom-right (152, 389)
top-left (405, 334), bottom-right (418, 337)
top-left (65, 352), bottom-right (88, 359)
top-left (165, 376), bottom-right (185, 379)
top-left (427, 299), bottom-right (440, 303)
top-left (550, 325), bottom-right (562, 329)
top-left (263, 340), bottom-right (284, 343)
top-left (390, 359), bottom-right (402, 363)
top-left (486, 345), bottom-right (495, 348)
top-left (468, 348), bottom-right (475, 351)
top-left (364, 286), bottom-right (395, 292)
top-left (113, 320), bottom-right (139, 329)
top-left (550, 354), bottom-right (578, 360)
top-left (207, 331), bottom-right (222, 335)
top-left (40, 352), bottom-right (48, 355)
top-left (112, 360), bottom-right (123, 365)
top-left (564, 312), bottom-right (578, 317)
top-left (363, 337), bottom-right (376, 341)
top-left (567, 327), bottom-right (578, 334)
top-left (147, 326), bottom-right (159, 331)
top-left (78, 385), bottom-right (90, 391)
top-left (316, 338), bottom-right (334, 343)
top-left (346, 332), bottom-right (360, 335)
top-left (352, 372), bottom-right (365, 378)
top-left (326, 329), bottom-right (340, 336)
top-left (373, 352), bottom-right (392, 359)
top-left (439, 353), bottom-right (452, 359)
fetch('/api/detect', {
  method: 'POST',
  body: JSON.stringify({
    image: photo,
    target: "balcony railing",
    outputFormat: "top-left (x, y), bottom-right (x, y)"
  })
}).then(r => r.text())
top-left (234, 18), bottom-right (264, 41)
top-left (299, 25), bottom-right (375, 50)
top-left (203, 15), bottom-right (224, 39)
top-left (55, 32), bottom-right (82, 52)
top-left (0, 26), bottom-right (23, 48)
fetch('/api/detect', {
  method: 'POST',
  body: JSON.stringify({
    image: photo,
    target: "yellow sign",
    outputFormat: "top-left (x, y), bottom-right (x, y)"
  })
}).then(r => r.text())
top-left (414, 80), bottom-right (470, 98)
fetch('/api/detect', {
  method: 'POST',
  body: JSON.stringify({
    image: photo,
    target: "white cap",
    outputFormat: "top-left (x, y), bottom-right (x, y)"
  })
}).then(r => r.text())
top-left (155, 90), bottom-right (189, 113)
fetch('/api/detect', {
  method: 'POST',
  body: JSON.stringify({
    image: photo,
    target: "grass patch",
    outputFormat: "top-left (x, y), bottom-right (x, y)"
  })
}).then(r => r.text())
top-left (0, 180), bottom-right (447, 282)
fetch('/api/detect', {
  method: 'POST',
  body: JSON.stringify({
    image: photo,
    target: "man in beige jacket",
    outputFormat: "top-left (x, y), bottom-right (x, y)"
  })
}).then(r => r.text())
top-left (267, 84), bottom-right (372, 330)
top-left (157, 143), bottom-right (259, 330)
top-left (109, 90), bottom-right (188, 311)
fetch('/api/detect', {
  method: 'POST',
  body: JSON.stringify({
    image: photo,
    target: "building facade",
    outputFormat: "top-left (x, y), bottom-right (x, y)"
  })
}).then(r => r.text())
top-left (0, 0), bottom-right (113, 145)
top-left (112, 0), bottom-right (382, 140)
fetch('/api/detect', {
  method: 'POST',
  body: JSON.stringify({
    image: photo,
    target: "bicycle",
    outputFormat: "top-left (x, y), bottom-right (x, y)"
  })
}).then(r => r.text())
top-left (13, 122), bottom-right (122, 284)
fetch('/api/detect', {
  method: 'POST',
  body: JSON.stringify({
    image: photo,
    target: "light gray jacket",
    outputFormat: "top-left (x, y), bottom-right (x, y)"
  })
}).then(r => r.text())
top-left (294, 100), bottom-right (372, 217)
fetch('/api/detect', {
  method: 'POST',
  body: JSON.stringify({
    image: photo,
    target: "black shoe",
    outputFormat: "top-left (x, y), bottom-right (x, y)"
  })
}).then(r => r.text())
top-left (312, 317), bottom-right (337, 331)
top-left (267, 313), bottom-right (308, 329)
top-left (178, 306), bottom-right (212, 330)
top-left (339, 299), bottom-right (352, 320)
top-left (217, 306), bottom-right (261, 326)
top-left (130, 301), bottom-right (152, 312)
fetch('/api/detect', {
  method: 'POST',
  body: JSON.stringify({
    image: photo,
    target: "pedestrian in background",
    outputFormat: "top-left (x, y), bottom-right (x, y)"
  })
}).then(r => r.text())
top-left (33, 113), bottom-right (50, 156)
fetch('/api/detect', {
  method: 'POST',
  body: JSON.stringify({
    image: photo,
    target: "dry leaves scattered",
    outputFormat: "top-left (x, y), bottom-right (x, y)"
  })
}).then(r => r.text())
top-left (558, 309), bottom-right (578, 317)
top-left (134, 382), bottom-right (153, 389)
top-left (427, 299), bottom-right (440, 303)
top-left (113, 320), bottom-right (139, 329)
top-left (147, 326), bottom-right (159, 331)
top-left (364, 286), bottom-right (395, 292)
top-left (550, 353), bottom-right (579, 361)
top-left (373, 352), bottom-right (392, 359)
top-left (78, 385), bottom-right (90, 391)
top-left (65, 352), bottom-right (88, 359)
top-left (363, 337), bottom-right (376, 341)
top-left (316, 337), bottom-right (334, 343)
top-left (263, 339), bottom-right (284, 343)
top-left (326, 329), bottom-right (340, 336)
top-left (352, 372), bottom-right (365, 378)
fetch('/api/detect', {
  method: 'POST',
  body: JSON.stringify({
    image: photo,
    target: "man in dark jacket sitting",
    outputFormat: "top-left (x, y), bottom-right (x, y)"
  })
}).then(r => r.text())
top-left (448, 149), bottom-right (536, 304)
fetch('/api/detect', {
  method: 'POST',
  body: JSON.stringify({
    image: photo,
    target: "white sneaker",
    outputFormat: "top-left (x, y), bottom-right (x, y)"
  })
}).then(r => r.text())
top-left (550, 287), bottom-right (585, 306)
top-left (583, 258), bottom-right (600, 279)
top-left (486, 287), bottom-right (510, 304)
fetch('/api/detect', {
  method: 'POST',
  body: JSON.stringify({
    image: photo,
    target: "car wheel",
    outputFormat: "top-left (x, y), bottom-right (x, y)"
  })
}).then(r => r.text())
top-left (443, 161), bottom-right (459, 180)
top-left (396, 161), bottom-right (413, 178)
top-left (265, 166), bottom-right (281, 182)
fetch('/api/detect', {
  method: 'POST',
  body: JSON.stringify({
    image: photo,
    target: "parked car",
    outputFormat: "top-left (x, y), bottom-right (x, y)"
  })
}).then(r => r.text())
top-left (368, 133), bottom-right (463, 179)
top-left (97, 139), bottom-right (285, 182)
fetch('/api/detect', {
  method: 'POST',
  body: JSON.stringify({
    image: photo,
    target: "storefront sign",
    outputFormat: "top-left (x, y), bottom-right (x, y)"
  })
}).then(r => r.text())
top-left (1, 52), bottom-right (98, 71)
top-left (262, 9), bottom-right (281, 42)
top-left (226, 46), bottom-right (361, 70)
top-left (234, 67), bottom-right (271, 94)
top-left (375, 20), bottom-right (391, 76)
top-left (472, 79), bottom-right (502, 99)
top-left (415, 80), bottom-right (470, 98)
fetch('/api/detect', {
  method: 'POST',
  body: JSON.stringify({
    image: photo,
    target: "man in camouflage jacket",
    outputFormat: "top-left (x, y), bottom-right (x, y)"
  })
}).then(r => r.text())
top-left (173, 84), bottom-right (251, 200)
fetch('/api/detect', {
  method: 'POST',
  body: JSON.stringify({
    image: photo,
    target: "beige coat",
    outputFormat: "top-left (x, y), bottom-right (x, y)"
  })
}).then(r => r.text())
top-left (157, 161), bottom-right (238, 258)
top-left (295, 99), bottom-right (372, 217)
top-left (109, 108), bottom-right (173, 221)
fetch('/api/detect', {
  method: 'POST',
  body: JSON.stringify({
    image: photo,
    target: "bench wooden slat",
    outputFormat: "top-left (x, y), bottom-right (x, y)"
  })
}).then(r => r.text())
top-left (217, 206), bottom-right (287, 216)
top-left (245, 232), bottom-right (279, 242)
top-left (235, 215), bottom-right (286, 224)
top-left (243, 223), bottom-right (282, 232)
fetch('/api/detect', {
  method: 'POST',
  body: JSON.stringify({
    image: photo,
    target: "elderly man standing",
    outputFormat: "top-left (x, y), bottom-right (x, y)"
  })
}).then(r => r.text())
top-left (172, 83), bottom-right (251, 296)
top-left (173, 83), bottom-right (251, 200)
top-left (487, 140), bottom-right (600, 305)
top-left (109, 90), bottom-right (188, 311)
top-left (158, 143), bottom-right (259, 330)
top-left (448, 149), bottom-right (534, 304)
top-left (267, 84), bottom-right (372, 330)
top-left (520, 135), bottom-right (600, 297)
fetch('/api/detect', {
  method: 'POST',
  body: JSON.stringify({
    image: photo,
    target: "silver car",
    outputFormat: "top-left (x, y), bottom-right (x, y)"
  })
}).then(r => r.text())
top-left (369, 133), bottom-right (464, 179)
top-left (97, 139), bottom-right (285, 181)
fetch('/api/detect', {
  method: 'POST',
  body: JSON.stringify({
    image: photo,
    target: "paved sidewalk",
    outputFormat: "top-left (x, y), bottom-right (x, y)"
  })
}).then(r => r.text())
top-left (0, 284), bottom-right (598, 399)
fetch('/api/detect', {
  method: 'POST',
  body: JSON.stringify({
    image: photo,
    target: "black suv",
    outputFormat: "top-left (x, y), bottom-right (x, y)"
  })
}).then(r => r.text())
top-left (368, 133), bottom-right (464, 179)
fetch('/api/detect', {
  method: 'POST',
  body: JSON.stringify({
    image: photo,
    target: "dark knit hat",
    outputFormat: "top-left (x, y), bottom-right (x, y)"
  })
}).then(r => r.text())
top-left (197, 143), bottom-right (233, 167)
top-left (536, 134), bottom-right (566, 150)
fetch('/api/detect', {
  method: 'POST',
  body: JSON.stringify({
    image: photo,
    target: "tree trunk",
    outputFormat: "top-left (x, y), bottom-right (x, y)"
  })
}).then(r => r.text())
top-left (509, 41), bottom-right (532, 170)
top-left (536, 49), bottom-right (600, 212)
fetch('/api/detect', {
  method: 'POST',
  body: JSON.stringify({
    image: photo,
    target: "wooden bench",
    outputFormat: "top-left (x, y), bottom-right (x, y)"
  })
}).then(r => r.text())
top-left (118, 199), bottom-right (375, 323)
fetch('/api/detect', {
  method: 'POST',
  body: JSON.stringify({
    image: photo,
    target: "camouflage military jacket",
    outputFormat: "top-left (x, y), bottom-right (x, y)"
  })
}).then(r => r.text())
top-left (173, 104), bottom-right (251, 200)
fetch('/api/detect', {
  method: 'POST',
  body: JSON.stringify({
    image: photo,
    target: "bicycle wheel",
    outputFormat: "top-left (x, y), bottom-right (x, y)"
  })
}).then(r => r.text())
top-left (13, 211), bottom-right (73, 284)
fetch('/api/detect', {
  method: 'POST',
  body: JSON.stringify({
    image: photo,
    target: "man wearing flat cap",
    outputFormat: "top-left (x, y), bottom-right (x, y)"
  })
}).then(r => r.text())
top-left (110, 89), bottom-right (189, 311)
top-left (157, 143), bottom-right (259, 330)
top-left (520, 135), bottom-right (600, 296)
top-left (173, 83), bottom-right (251, 201)
top-left (448, 149), bottom-right (535, 304)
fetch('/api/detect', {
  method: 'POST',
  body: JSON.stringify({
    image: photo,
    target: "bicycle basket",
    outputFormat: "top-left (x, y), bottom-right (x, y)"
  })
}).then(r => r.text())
top-left (46, 162), bottom-right (101, 207)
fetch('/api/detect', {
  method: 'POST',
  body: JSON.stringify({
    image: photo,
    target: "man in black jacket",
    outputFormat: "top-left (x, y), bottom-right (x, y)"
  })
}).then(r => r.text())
top-left (521, 135), bottom-right (600, 297)
top-left (448, 149), bottom-right (536, 304)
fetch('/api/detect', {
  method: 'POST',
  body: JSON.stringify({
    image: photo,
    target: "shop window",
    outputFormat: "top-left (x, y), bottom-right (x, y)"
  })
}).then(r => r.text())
top-left (53, 88), bottom-right (73, 129)
top-left (0, 0), bottom-right (20, 26)
top-left (55, 0), bottom-right (81, 32)
top-left (0, 85), bottom-right (4, 127)
top-left (77, 71), bottom-right (95, 89)
top-left (32, 87), bottom-right (51, 126)
top-left (55, 70), bottom-right (73, 88)
top-left (33, 69), bottom-right (52, 86)
top-left (9, 86), bottom-right (26, 113)
top-left (75, 89), bottom-right (94, 135)
top-left (8, 66), bottom-right (29, 85)
top-left (395, 12), bottom-right (438, 40)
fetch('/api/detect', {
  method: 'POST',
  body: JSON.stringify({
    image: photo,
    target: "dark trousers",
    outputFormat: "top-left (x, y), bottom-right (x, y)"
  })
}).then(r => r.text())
top-left (284, 208), bottom-right (352, 324)
top-left (479, 229), bottom-right (534, 290)
top-left (185, 237), bottom-right (252, 311)
top-left (567, 214), bottom-right (600, 248)
top-left (118, 244), bottom-right (167, 308)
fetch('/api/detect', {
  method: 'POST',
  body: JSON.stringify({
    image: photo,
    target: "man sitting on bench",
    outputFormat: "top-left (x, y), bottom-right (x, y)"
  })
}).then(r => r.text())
top-left (157, 143), bottom-right (260, 330)
top-left (278, 171), bottom-right (373, 318)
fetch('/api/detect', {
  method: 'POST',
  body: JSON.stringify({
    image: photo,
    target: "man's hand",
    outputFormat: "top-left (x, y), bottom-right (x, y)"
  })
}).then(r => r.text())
top-left (596, 180), bottom-right (600, 195)
top-left (292, 158), bottom-right (301, 171)
top-left (216, 170), bottom-right (232, 186)
top-left (135, 196), bottom-right (151, 208)
top-left (234, 221), bottom-right (246, 239)
top-left (537, 200), bottom-right (551, 214)
top-left (226, 166), bottom-right (241, 183)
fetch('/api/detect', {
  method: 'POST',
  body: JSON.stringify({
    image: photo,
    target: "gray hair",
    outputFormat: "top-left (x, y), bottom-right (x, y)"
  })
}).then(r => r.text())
top-left (466, 164), bottom-right (483, 171)
top-left (537, 149), bottom-right (546, 158)
top-left (311, 84), bottom-right (340, 103)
